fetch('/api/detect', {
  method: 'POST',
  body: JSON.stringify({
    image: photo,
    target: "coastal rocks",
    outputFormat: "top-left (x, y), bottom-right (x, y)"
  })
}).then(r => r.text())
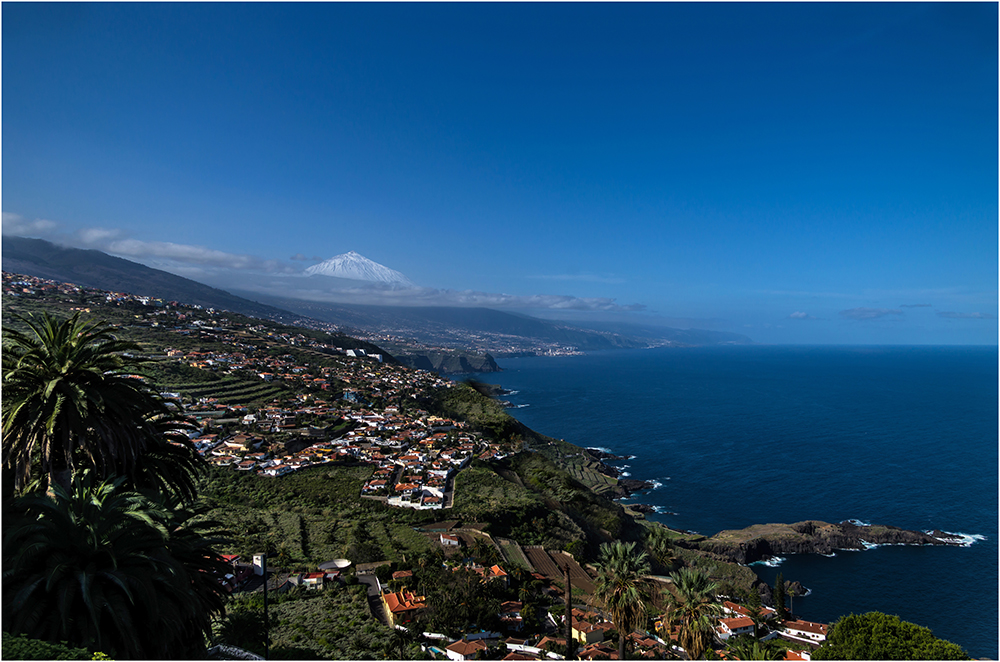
top-left (578, 448), bottom-right (655, 499)
top-left (585, 448), bottom-right (631, 462)
top-left (786, 580), bottom-right (808, 597)
top-left (755, 580), bottom-right (808, 608)
top-left (619, 478), bottom-right (656, 494)
top-left (681, 520), bottom-right (965, 565)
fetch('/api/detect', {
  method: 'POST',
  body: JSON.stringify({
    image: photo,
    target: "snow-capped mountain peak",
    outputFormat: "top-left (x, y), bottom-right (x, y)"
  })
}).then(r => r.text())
top-left (304, 251), bottom-right (415, 286)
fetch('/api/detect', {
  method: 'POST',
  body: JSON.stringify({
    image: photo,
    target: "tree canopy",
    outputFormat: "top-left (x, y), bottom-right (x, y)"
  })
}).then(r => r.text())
top-left (812, 612), bottom-right (968, 660)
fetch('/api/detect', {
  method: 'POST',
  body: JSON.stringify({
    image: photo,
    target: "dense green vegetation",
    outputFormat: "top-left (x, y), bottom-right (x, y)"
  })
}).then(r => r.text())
top-left (202, 466), bottom-right (439, 565)
top-left (220, 586), bottom-right (423, 660)
top-left (423, 382), bottom-right (523, 442)
top-left (1, 632), bottom-right (100, 660)
top-left (812, 612), bottom-right (968, 660)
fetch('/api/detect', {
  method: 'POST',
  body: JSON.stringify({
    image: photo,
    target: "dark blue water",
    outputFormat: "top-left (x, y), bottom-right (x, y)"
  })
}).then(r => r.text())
top-left (466, 346), bottom-right (998, 658)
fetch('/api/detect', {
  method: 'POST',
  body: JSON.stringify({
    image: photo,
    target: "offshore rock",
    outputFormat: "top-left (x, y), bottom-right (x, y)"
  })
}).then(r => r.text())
top-left (679, 520), bottom-right (963, 565)
top-left (618, 478), bottom-right (656, 494)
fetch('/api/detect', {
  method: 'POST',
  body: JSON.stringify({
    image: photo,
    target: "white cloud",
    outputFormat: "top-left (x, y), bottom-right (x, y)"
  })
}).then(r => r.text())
top-left (2, 212), bottom-right (59, 237)
top-left (789, 311), bottom-right (821, 320)
top-left (105, 238), bottom-right (299, 274)
top-left (839, 307), bottom-right (904, 321)
top-left (230, 274), bottom-right (646, 312)
top-left (76, 227), bottom-right (125, 245)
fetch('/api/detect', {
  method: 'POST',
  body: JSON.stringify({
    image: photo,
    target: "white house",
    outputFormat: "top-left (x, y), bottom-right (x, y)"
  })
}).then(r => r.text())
top-left (717, 616), bottom-right (755, 640)
top-left (444, 639), bottom-right (486, 661)
top-left (782, 620), bottom-right (828, 643)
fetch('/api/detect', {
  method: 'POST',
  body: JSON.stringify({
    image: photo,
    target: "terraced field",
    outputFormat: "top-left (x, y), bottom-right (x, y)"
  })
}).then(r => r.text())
top-left (524, 546), bottom-right (560, 578)
top-left (523, 546), bottom-right (596, 594)
top-left (163, 377), bottom-right (288, 405)
top-left (496, 538), bottom-right (533, 570)
top-left (564, 462), bottom-right (618, 495)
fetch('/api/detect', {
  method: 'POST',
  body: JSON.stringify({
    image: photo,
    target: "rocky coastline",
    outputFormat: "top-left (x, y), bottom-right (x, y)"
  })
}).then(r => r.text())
top-left (679, 520), bottom-right (966, 565)
top-left (580, 447), bottom-right (657, 498)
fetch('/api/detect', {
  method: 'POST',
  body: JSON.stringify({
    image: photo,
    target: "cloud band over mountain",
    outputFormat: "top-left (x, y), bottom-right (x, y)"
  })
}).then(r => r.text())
top-left (2, 214), bottom-right (645, 312)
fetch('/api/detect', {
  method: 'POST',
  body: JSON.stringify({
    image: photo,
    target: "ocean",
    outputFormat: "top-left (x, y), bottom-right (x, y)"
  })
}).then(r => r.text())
top-left (465, 345), bottom-right (998, 658)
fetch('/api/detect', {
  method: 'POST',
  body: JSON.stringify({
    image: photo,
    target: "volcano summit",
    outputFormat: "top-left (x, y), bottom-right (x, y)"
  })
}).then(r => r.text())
top-left (304, 251), bottom-right (415, 287)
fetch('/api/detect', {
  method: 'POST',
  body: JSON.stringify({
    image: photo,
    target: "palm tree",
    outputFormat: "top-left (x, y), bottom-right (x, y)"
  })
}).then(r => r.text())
top-left (591, 540), bottom-right (651, 660)
top-left (2, 312), bottom-right (202, 498)
top-left (662, 567), bottom-right (724, 660)
top-left (2, 472), bottom-right (230, 658)
top-left (384, 626), bottom-right (416, 659)
top-left (471, 535), bottom-right (500, 565)
top-left (645, 526), bottom-right (680, 573)
top-left (726, 634), bottom-right (784, 661)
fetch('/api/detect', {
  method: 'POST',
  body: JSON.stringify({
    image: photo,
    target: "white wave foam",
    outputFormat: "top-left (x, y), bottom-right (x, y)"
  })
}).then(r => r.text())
top-left (844, 519), bottom-right (871, 527)
top-left (620, 471), bottom-right (631, 477)
top-left (512, 404), bottom-right (530, 409)
top-left (627, 455), bottom-right (637, 460)
top-left (820, 552), bottom-right (837, 557)
top-left (750, 556), bottom-right (786, 567)
top-left (650, 480), bottom-right (664, 490)
top-left (927, 531), bottom-right (986, 547)
top-left (506, 390), bottom-right (520, 396)
top-left (651, 506), bottom-right (679, 515)
top-left (587, 446), bottom-right (613, 454)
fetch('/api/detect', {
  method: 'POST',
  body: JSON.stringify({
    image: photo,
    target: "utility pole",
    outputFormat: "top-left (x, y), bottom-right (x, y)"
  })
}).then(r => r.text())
top-left (564, 563), bottom-right (576, 660)
top-left (263, 554), bottom-right (269, 661)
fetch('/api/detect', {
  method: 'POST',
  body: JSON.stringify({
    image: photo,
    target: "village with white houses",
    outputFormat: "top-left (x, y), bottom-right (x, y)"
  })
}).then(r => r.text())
top-left (4, 272), bottom-right (515, 510)
top-left (188, 402), bottom-right (492, 511)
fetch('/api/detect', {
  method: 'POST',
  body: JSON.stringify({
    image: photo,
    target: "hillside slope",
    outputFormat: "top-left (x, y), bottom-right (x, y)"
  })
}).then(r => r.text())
top-left (3, 236), bottom-right (298, 321)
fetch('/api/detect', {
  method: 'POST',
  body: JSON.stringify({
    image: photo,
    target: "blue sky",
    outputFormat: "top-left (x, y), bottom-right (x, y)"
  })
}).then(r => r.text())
top-left (3, 3), bottom-right (997, 344)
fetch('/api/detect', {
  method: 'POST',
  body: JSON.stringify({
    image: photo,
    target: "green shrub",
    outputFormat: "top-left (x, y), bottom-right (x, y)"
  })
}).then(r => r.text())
top-left (2, 632), bottom-right (94, 660)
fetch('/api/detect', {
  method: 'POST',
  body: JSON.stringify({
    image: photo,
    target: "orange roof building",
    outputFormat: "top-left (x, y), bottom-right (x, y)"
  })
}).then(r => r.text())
top-left (381, 590), bottom-right (427, 627)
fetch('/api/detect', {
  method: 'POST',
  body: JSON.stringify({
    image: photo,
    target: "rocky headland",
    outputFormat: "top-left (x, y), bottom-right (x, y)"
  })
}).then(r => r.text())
top-left (678, 520), bottom-right (965, 565)
top-left (395, 350), bottom-right (501, 374)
